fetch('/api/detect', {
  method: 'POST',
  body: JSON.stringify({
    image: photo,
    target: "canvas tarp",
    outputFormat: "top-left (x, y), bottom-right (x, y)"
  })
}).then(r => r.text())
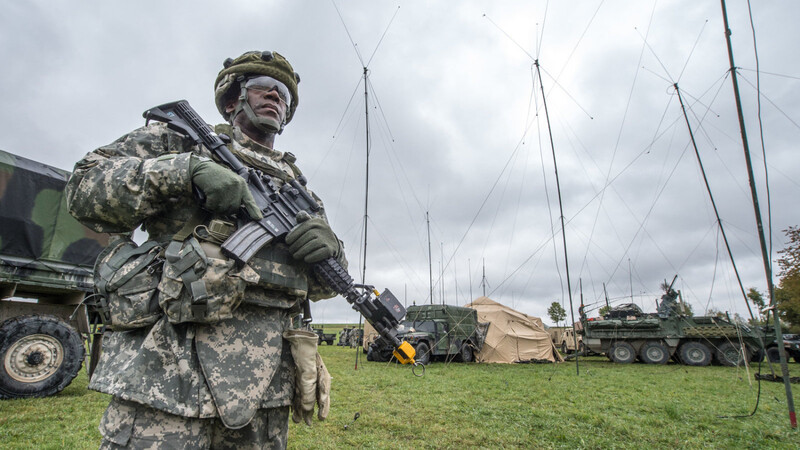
top-left (465, 296), bottom-right (562, 363)
top-left (0, 149), bottom-right (109, 267)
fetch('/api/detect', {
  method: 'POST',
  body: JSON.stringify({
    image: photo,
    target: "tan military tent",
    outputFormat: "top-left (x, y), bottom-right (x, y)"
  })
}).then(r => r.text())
top-left (465, 296), bottom-right (562, 363)
top-left (362, 320), bottom-right (379, 351)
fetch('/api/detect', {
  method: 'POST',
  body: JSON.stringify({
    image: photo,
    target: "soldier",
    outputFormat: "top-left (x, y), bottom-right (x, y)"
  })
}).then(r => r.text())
top-left (66, 51), bottom-right (344, 449)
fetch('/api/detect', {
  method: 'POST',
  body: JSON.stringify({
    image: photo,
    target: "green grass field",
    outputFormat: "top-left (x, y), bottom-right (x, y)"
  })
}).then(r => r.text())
top-left (1, 341), bottom-right (797, 449)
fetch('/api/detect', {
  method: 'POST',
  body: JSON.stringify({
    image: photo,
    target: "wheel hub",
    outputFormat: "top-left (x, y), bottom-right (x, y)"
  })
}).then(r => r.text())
top-left (646, 348), bottom-right (663, 359)
top-left (4, 334), bottom-right (64, 383)
top-left (687, 348), bottom-right (703, 362)
top-left (723, 348), bottom-right (741, 364)
top-left (26, 351), bottom-right (45, 366)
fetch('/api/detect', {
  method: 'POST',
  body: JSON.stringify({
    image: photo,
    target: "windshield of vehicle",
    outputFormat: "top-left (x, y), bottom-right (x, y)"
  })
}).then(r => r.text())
top-left (398, 320), bottom-right (436, 334)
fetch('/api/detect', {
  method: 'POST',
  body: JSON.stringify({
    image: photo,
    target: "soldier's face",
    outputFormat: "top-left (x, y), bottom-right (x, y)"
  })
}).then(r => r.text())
top-left (244, 76), bottom-right (289, 125)
top-left (245, 85), bottom-right (287, 127)
top-left (226, 77), bottom-right (289, 134)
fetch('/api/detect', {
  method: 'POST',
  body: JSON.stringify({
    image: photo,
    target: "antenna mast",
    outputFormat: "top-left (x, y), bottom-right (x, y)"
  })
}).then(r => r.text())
top-left (360, 65), bottom-right (370, 285)
top-left (468, 259), bottom-right (473, 301)
top-left (427, 211), bottom-right (433, 304)
top-left (480, 259), bottom-right (488, 297)
top-left (719, 0), bottom-right (795, 428)
top-left (534, 59), bottom-right (577, 375)
top-left (440, 242), bottom-right (445, 305)
top-left (674, 82), bottom-right (773, 373)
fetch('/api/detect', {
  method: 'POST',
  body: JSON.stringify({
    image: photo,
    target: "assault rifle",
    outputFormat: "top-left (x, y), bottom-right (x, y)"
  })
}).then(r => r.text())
top-left (143, 100), bottom-right (416, 365)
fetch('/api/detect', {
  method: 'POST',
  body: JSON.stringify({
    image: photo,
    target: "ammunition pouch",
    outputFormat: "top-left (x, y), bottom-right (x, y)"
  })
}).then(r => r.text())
top-left (158, 236), bottom-right (259, 324)
top-left (93, 237), bottom-right (164, 330)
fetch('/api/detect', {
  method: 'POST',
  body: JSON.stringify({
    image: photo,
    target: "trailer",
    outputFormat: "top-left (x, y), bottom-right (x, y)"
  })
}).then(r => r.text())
top-left (0, 149), bottom-right (110, 398)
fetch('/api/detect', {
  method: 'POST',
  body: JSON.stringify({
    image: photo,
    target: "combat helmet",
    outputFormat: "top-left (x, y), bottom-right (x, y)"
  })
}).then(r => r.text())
top-left (214, 51), bottom-right (300, 133)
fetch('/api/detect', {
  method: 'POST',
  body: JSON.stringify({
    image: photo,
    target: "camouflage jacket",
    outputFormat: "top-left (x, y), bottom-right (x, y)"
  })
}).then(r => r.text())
top-left (66, 122), bottom-right (345, 428)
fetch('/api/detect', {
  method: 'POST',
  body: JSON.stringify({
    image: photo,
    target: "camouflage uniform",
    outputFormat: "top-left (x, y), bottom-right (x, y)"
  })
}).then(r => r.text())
top-left (67, 121), bottom-right (343, 448)
top-left (98, 398), bottom-right (289, 450)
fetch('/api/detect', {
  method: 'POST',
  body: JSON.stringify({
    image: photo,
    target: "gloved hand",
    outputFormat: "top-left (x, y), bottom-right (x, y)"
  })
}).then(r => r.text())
top-left (292, 352), bottom-right (331, 425)
top-left (314, 352), bottom-right (331, 421)
top-left (189, 155), bottom-right (262, 219)
top-left (284, 329), bottom-right (330, 426)
top-left (285, 211), bottom-right (340, 264)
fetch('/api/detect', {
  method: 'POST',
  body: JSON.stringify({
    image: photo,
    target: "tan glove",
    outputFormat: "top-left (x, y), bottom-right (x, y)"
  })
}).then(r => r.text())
top-left (284, 329), bottom-right (331, 425)
top-left (315, 352), bottom-right (331, 421)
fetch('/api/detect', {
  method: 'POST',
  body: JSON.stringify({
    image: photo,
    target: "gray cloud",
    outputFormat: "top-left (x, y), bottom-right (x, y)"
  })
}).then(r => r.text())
top-left (2, 0), bottom-right (797, 324)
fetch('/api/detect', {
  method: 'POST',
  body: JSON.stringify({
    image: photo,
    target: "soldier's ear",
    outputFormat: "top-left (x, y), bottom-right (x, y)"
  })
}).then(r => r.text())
top-left (225, 102), bottom-right (236, 114)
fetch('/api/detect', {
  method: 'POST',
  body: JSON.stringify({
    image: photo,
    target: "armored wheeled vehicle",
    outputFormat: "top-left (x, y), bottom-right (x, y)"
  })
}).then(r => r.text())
top-left (367, 304), bottom-right (486, 364)
top-left (0, 149), bottom-right (110, 399)
top-left (580, 277), bottom-right (769, 367)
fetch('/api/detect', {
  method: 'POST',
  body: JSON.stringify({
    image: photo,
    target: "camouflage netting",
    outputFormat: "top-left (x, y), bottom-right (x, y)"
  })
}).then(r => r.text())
top-left (0, 149), bottom-right (110, 267)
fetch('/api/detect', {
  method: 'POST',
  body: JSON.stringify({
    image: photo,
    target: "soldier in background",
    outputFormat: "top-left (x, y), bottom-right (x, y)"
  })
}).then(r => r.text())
top-left (67, 51), bottom-right (345, 449)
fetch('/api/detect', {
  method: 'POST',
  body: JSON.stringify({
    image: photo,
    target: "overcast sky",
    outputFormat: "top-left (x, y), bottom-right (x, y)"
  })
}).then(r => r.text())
top-left (2, 0), bottom-right (798, 325)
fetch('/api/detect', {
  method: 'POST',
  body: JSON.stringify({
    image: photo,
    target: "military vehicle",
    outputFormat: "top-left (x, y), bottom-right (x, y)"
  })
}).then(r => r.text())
top-left (312, 326), bottom-right (336, 345)
top-left (366, 304), bottom-right (487, 364)
top-left (0, 149), bottom-right (110, 399)
top-left (580, 276), bottom-right (770, 366)
top-left (559, 327), bottom-right (584, 354)
top-left (766, 333), bottom-right (800, 364)
top-left (547, 326), bottom-right (584, 354)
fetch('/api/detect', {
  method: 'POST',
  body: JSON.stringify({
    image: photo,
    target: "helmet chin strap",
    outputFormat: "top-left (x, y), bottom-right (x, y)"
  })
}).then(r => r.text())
top-left (231, 85), bottom-right (285, 134)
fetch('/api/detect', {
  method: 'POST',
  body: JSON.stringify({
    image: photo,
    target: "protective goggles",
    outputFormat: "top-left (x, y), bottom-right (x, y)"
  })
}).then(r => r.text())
top-left (244, 76), bottom-right (292, 106)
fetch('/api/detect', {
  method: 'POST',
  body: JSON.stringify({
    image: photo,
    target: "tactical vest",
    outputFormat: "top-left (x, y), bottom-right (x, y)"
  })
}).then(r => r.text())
top-left (204, 124), bottom-right (315, 307)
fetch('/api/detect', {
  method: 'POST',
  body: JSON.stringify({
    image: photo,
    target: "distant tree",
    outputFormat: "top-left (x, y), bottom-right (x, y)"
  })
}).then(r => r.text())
top-left (706, 308), bottom-right (726, 319)
top-left (547, 301), bottom-right (567, 327)
top-left (775, 226), bottom-right (800, 332)
top-left (745, 287), bottom-right (766, 324)
top-left (598, 305), bottom-right (611, 317)
top-left (746, 287), bottom-right (765, 317)
top-left (746, 287), bottom-right (766, 311)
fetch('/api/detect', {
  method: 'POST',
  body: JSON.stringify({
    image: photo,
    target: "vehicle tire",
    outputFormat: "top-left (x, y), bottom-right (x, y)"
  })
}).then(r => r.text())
top-left (679, 342), bottom-right (712, 366)
top-left (578, 342), bottom-right (585, 356)
top-left (608, 342), bottom-right (636, 364)
top-left (749, 347), bottom-right (765, 363)
top-left (458, 342), bottom-right (473, 363)
top-left (415, 342), bottom-right (431, 365)
top-left (366, 347), bottom-right (375, 361)
top-left (367, 345), bottom-right (389, 362)
top-left (0, 315), bottom-right (85, 399)
top-left (766, 347), bottom-right (781, 363)
top-left (716, 342), bottom-right (749, 367)
top-left (639, 341), bottom-right (669, 365)
top-left (561, 342), bottom-right (568, 354)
